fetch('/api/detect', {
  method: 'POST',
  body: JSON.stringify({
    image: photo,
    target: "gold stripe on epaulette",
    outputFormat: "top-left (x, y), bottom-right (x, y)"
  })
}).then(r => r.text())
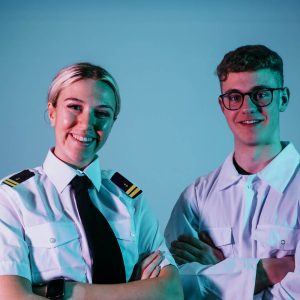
top-left (3, 179), bottom-right (18, 187)
top-left (126, 184), bottom-right (136, 195)
top-left (2, 169), bottom-right (35, 188)
top-left (111, 172), bottom-right (143, 199)
top-left (129, 187), bottom-right (141, 198)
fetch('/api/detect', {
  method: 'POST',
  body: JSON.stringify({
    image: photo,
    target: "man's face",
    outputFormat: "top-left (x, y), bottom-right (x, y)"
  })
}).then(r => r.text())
top-left (219, 68), bottom-right (289, 148)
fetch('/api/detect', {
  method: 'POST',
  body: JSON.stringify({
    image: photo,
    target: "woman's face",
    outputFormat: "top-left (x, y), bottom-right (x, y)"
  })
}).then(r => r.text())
top-left (48, 79), bottom-right (116, 169)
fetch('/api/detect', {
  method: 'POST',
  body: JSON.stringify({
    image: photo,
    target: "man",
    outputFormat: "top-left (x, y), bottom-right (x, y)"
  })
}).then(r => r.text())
top-left (165, 45), bottom-right (300, 299)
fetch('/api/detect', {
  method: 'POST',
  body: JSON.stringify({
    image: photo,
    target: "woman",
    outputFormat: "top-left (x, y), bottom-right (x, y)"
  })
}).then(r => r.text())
top-left (0, 63), bottom-right (183, 299)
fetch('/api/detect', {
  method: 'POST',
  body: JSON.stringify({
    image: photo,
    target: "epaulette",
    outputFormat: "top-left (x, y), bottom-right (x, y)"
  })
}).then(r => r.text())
top-left (111, 172), bottom-right (142, 199)
top-left (2, 169), bottom-right (35, 188)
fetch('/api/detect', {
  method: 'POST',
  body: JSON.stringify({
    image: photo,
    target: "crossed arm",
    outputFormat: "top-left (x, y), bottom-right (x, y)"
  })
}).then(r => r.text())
top-left (0, 252), bottom-right (183, 300)
top-left (170, 233), bottom-right (295, 294)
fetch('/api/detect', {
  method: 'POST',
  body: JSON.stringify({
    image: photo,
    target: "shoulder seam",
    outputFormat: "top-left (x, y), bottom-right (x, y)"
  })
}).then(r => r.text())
top-left (110, 172), bottom-right (142, 199)
top-left (2, 169), bottom-right (35, 188)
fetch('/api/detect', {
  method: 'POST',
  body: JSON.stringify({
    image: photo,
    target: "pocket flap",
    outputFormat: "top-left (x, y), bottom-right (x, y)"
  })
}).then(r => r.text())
top-left (25, 221), bottom-right (79, 248)
top-left (109, 218), bottom-right (135, 241)
top-left (206, 227), bottom-right (233, 247)
top-left (253, 225), bottom-right (300, 250)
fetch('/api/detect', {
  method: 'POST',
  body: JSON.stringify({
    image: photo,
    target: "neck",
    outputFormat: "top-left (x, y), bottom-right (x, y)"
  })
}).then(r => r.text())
top-left (233, 141), bottom-right (283, 174)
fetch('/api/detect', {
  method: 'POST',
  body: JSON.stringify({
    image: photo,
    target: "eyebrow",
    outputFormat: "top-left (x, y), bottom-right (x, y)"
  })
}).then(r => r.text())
top-left (223, 85), bottom-right (270, 94)
top-left (95, 105), bottom-right (115, 111)
top-left (64, 97), bottom-right (84, 103)
top-left (64, 98), bottom-right (114, 111)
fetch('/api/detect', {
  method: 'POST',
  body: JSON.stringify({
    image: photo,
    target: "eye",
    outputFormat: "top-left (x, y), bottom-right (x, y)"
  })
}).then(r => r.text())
top-left (227, 93), bottom-right (242, 102)
top-left (255, 89), bottom-right (271, 100)
top-left (67, 104), bottom-right (82, 112)
top-left (94, 110), bottom-right (112, 119)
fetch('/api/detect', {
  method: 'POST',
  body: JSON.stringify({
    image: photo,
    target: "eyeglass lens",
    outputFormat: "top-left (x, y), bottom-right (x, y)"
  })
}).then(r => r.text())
top-left (223, 89), bottom-right (273, 110)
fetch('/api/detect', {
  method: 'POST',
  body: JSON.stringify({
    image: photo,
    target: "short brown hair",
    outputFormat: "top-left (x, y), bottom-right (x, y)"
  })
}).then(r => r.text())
top-left (216, 45), bottom-right (284, 84)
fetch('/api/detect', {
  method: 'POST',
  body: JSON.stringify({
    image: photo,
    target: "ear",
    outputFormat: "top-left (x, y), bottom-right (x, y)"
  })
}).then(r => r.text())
top-left (48, 102), bottom-right (56, 127)
top-left (279, 87), bottom-right (290, 112)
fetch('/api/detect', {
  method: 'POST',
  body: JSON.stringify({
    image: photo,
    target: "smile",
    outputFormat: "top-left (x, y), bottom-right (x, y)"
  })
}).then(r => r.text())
top-left (71, 133), bottom-right (95, 144)
top-left (239, 120), bottom-right (262, 125)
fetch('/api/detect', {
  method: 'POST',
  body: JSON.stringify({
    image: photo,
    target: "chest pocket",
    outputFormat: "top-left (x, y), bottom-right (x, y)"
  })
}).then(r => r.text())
top-left (253, 225), bottom-right (300, 258)
top-left (205, 227), bottom-right (234, 258)
top-left (109, 218), bottom-right (138, 282)
top-left (25, 221), bottom-right (85, 283)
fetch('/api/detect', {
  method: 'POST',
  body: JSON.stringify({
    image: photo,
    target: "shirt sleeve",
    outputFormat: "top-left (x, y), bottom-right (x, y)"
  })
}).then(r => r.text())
top-left (135, 194), bottom-right (176, 270)
top-left (262, 240), bottom-right (300, 299)
top-left (0, 185), bottom-right (32, 281)
top-left (164, 183), bottom-right (259, 300)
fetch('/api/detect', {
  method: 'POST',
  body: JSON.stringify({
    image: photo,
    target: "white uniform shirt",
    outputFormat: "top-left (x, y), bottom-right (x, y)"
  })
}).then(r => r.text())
top-left (165, 142), bottom-right (300, 300)
top-left (0, 150), bottom-right (174, 284)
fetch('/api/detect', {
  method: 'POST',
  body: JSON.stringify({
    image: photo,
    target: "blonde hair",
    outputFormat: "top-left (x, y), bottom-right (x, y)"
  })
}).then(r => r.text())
top-left (48, 62), bottom-right (121, 120)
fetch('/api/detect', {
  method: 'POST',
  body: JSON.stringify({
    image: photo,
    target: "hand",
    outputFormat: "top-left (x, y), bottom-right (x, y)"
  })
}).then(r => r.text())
top-left (255, 256), bottom-right (295, 293)
top-left (198, 231), bottom-right (225, 262)
top-left (170, 233), bottom-right (224, 266)
top-left (130, 250), bottom-right (164, 281)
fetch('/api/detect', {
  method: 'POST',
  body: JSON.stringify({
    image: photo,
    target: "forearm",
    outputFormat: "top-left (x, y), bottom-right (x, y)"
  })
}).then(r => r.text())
top-left (255, 256), bottom-right (295, 294)
top-left (179, 258), bottom-right (259, 300)
top-left (0, 275), bottom-right (46, 300)
top-left (264, 243), bottom-right (300, 299)
top-left (66, 266), bottom-right (183, 300)
top-left (0, 267), bottom-right (182, 300)
top-left (263, 272), bottom-right (300, 299)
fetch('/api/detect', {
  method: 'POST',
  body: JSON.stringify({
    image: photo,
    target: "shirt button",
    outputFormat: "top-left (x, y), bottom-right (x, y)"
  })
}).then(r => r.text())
top-left (49, 237), bottom-right (56, 243)
top-left (281, 240), bottom-right (285, 245)
top-left (130, 232), bottom-right (135, 237)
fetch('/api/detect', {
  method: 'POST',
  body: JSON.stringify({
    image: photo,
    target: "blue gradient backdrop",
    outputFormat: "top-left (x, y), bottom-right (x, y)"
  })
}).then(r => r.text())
top-left (1, 0), bottom-right (299, 228)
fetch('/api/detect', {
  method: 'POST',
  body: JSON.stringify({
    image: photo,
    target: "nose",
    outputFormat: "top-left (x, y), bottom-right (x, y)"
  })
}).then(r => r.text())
top-left (241, 94), bottom-right (257, 113)
top-left (79, 108), bottom-right (96, 129)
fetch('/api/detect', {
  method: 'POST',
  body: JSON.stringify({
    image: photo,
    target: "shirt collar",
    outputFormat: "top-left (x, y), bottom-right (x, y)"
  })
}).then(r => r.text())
top-left (216, 142), bottom-right (300, 192)
top-left (43, 149), bottom-right (102, 193)
top-left (257, 142), bottom-right (299, 192)
top-left (217, 152), bottom-right (242, 191)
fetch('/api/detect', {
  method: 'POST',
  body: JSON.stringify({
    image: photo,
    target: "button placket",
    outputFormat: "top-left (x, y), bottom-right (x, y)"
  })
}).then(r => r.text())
top-left (49, 237), bottom-right (56, 244)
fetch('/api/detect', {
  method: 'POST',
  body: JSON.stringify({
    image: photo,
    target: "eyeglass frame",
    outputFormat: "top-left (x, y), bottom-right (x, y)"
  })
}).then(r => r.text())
top-left (219, 87), bottom-right (286, 111)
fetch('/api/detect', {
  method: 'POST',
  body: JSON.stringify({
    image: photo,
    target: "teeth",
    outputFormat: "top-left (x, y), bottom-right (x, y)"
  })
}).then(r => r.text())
top-left (241, 120), bottom-right (261, 124)
top-left (72, 134), bottom-right (93, 142)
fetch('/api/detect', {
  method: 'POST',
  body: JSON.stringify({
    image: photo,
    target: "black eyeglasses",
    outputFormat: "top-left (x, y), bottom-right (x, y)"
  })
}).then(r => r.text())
top-left (219, 87), bottom-right (285, 111)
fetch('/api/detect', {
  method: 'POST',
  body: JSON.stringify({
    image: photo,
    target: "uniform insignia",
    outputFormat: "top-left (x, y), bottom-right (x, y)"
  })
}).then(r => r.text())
top-left (2, 169), bottom-right (35, 188)
top-left (111, 172), bottom-right (142, 199)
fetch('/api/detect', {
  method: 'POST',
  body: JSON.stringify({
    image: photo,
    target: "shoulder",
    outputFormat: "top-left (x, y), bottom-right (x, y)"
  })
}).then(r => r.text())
top-left (1, 169), bottom-right (36, 189)
top-left (174, 165), bottom-right (223, 216)
top-left (101, 170), bottom-right (143, 199)
top-left (182, 165), bottom-right (223, 199)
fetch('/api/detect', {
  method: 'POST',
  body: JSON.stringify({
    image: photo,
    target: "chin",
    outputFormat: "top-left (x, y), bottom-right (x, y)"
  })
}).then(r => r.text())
top-left (242, 139), bottom-right (262, 147)
top-left (69, 154), bottom-right (94, 168)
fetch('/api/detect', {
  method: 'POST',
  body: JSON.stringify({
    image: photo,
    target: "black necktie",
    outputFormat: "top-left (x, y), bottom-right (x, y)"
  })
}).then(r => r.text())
top-left (70, 175), bottom-right (126, 284)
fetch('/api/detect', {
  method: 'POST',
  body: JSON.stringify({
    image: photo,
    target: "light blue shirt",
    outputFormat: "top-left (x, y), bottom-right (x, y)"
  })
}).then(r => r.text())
top-left (165, 142), bottom-right (300, 300)
top-left (0, 150), bottom-right (174, 283)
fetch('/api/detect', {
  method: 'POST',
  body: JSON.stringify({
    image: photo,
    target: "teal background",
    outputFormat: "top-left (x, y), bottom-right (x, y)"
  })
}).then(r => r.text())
top-left (1, 0), bottom-right (299, 228)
